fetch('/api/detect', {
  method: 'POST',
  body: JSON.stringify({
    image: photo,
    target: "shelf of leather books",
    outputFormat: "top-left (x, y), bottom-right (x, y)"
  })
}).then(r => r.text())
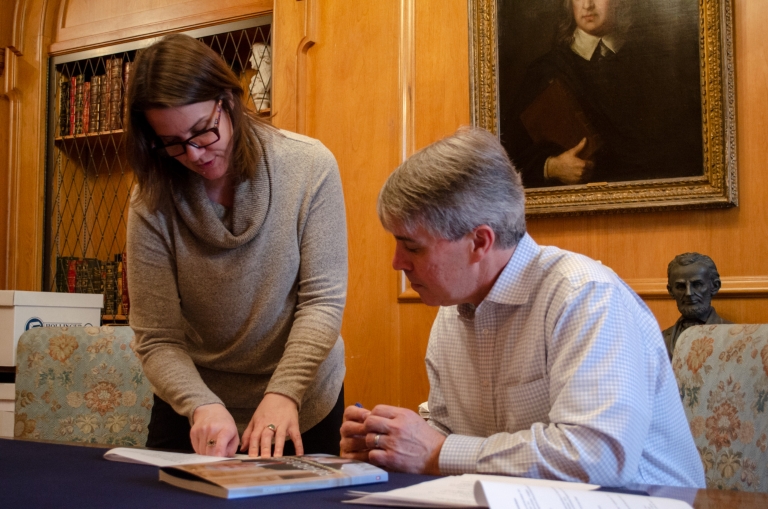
top-left (42, 17), bottom-right (273, 326)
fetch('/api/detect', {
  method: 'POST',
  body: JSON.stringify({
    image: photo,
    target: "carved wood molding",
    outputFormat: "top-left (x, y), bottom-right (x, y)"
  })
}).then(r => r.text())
top-left (11, 0), bottom-right (27, 54)
top-left (296, 0), bottom-right (317, 134)
top-left (1, 47), bottom-right (18, 98)
top-left (396, 0), bottom-right (416, 300)
top-left (49, 1), bottom-right (272, 55)
top-left (398, 275), bottom-right (768, 303)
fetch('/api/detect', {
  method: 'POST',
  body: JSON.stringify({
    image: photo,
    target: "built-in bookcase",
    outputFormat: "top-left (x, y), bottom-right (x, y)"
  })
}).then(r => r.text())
top-left (44, 16), bottom-right (273, 324)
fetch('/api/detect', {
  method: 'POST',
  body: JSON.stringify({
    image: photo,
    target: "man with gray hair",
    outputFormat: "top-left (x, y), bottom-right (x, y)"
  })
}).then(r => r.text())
top-left (663, 252), bottom-right (732, 359)
top-left (340, 127), bottom-right (704, 488)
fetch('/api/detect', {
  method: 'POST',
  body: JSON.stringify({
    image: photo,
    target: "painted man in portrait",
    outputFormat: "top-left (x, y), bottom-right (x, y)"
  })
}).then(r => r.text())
top-left (502, 0), bottom-right (703, 187)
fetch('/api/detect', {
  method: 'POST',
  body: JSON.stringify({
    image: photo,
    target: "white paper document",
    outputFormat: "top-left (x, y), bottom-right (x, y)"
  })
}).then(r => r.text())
top-left (103, 447), bottom-right (248, 467)
top-left (344, 474), bottom-right (598, 508)
top-left (475, 480), bottom-right (693, 509)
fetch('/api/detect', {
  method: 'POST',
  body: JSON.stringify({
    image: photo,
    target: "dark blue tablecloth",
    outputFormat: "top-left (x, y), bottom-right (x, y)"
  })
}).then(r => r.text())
top-left (0, 438), bottom-right (435, 508)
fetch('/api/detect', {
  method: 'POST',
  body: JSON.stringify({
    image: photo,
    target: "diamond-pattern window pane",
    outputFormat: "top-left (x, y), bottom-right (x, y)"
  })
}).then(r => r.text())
top-left (44, 22), bottom-right (272, 324)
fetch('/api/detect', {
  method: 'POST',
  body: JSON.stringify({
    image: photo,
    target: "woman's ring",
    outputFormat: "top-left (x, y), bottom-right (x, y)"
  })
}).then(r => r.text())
top-left (374, 434), bottom-right (381, 448)
top-left (207, 439), bottom-right (216, 446)
top-left (267, 424), bottom-right (277, 432)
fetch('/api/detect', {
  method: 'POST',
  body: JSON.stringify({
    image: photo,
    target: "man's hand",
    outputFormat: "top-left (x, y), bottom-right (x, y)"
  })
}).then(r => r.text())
top-left (190, 403), bottom-right (240, 457)
top-left (340, 404), bottom-right (372, 462)
top-left (546, 138), bottom-right (594, 184)
top-left (241, 393), bottom-right (302, 457)
top-left (362, 405), bottom-right (446, 475)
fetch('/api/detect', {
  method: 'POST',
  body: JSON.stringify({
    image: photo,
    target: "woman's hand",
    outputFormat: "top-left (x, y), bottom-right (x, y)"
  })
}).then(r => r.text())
top-left (190, 403), bottom-right (240, 457)
top-left (241, 393), bottom-right (302, 457)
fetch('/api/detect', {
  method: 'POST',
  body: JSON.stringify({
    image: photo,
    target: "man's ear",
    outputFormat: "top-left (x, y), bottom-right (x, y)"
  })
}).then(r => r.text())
top-left (468, 225), bottom-right (495, 262)
top-left (711, 278), bottom-right (722, 295)
top-left (666, 284), bottom-right (673, 297)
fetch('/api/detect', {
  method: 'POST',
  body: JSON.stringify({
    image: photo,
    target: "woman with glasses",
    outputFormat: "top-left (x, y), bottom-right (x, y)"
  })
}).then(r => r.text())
top-left (124, 34), bottom-right (348, 459)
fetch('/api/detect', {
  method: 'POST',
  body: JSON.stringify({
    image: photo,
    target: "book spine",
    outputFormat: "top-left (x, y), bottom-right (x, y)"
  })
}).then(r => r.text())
top-left (59, 76), bottom-right (70, 137)
top-left (83, 81), bottom-right (91, 133)
top-left (89, 76), bottom-right (101, 133)
top-left (83, 258), bottom-right (101, 294)
top-left (69, 76), bottom-right (76, 136)
top-left (67, 259), bottom-right (78, 293)
top-left (122, 61), bottom-right (131, 129)
top-left (99, 71), bottom-right (109, 132)
top-left (74, 74), bottom-right (85, 135)
top-left (121, 250), bottom-right (130, 316)
top-left (115, 253), bottom-right (123, 315)
top-left (109, 57), bottom-right (123, 130)
top-left (104, 261), bottom-right (117, 315)
top-left (55, 256), bottom-right (75, 292)
top-left (75, 259), bottom-right (89, 294)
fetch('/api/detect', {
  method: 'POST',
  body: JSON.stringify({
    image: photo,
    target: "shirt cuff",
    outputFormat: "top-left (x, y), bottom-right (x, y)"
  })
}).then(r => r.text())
top-left (438, 434), bottom-right (485, 475)
top-left (543, 157), bottom-right (552, 179)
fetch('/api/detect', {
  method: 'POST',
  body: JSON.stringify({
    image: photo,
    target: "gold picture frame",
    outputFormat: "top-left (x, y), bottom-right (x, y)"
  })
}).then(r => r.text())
top-left (470, 0), bottom-right (737, 216)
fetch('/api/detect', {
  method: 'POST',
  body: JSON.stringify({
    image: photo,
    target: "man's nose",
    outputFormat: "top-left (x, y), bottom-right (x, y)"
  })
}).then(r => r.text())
top-left (684, 282), bottom-right (693, 296)
top-left (392, 247), bottom-right (411, 272)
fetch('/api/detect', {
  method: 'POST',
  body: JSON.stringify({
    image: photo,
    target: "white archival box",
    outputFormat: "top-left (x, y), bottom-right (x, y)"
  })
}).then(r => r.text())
top-left (0, 290), bottom-right (103, 367)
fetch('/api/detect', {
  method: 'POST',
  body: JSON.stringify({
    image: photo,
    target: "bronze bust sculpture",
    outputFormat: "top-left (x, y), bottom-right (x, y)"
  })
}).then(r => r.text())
top-left (662, 253), bottom-right (732, 360)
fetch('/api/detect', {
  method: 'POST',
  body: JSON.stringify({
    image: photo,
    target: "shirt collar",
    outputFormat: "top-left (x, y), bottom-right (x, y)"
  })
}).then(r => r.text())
top-left (455, 233), bottom-right (540, 319)
top-left (485, 233), bottom-right (540, 307)
top-left (570, 28), bottom-right (625, 61)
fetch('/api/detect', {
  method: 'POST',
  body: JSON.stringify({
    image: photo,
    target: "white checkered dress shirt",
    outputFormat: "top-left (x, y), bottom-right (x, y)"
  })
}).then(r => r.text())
top-left (428, 234), bottom-right (705, 488)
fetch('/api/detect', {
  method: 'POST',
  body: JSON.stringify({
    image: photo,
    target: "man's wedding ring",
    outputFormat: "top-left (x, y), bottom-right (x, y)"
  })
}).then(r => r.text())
top-left (207, 439), bottom-right (216, 446)
top-left (267, 424), bottom-right (277, 432)
top-left (374, 434), bottom-right (381, 448)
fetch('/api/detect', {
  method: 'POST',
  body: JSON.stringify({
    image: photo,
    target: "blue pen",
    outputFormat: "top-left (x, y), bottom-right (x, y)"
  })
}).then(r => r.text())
top-left (354, 402), bottom-right (363, 408)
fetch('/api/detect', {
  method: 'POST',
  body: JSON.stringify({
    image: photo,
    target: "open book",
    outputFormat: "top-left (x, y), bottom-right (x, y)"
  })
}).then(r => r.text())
top-left (104, 447), bottom-right (249, 467)
top-left (159, 454), bottom-right (388, 499)
top-left (345, 474), bottom-right (692, 509)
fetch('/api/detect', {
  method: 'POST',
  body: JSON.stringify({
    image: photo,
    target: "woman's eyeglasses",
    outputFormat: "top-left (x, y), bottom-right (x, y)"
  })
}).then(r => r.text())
top-left (153, 100), bottom-right (222, 158)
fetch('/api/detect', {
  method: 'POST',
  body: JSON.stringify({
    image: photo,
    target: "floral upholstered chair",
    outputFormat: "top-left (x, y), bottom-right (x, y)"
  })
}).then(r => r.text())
top-left (14, 325), bottom-right (152, 447)
top-left (672, 324), bottom-right (768, 492)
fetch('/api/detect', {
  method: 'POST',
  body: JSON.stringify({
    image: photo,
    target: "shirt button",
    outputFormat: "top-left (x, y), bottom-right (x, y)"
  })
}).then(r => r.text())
top-left (482, 329), bottom-right (489, 335)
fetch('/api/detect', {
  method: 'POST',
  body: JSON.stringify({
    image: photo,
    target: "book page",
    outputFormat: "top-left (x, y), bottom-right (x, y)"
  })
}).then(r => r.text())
top-left (345, 474), bottom-right (598, 508)
top-left (103, 447), bottom-right (247, 467)
top-left (475, 481), bottom-right (693, 509)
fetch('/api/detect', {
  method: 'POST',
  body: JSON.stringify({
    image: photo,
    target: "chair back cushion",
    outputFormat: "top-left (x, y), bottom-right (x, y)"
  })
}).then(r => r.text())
top-left (14, 325), bottom-right (152, 446)
top-left (673, 324), bottom-right (768, 492)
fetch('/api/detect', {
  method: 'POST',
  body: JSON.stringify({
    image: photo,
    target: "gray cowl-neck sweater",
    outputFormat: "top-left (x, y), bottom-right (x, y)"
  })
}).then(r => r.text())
top-left (127, 128), bottom-right (347, 432)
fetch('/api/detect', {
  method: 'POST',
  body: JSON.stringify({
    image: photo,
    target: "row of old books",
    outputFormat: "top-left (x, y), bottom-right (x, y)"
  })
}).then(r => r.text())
top-left (58, 57), bottom-right (132, 137)
top-left (55, 254), bottom-right (130, 318)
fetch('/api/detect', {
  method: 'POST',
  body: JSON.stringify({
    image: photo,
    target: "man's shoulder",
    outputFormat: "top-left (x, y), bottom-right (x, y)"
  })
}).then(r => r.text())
top-left (536, 245), bottom-right (619, 289)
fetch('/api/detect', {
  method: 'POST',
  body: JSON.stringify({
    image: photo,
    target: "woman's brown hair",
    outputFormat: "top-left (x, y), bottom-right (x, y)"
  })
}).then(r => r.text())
top-left (125, 33), bottom-right (269, 211)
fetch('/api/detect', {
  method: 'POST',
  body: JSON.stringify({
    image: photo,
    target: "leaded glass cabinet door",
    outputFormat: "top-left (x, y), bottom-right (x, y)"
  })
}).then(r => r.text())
top-left (44, 17), bottom-right (272, 324)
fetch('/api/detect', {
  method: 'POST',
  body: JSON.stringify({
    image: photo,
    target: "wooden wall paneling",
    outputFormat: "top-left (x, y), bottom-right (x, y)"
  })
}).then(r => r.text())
top-left (1, 46), bottom-right (19, 290)
top-left (307, 1), bottom-right (403, 408)
top-left (394, 0), bottom-right (473, 408)
top-left (271, 0), bottom-right (304, 133)
top-left (50, 0), bottom-right (272, 55)
top-left (2, 0), bottom-right (60, 291)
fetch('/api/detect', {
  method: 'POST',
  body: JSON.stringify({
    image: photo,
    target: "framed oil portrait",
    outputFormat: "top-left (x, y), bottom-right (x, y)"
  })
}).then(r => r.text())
top-left (470, 0), bottom-right (737, 216)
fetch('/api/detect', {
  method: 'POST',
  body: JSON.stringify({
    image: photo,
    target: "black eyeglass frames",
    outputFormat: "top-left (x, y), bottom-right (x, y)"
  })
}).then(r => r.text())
top-left (152, 99), bottom-right (223, 158)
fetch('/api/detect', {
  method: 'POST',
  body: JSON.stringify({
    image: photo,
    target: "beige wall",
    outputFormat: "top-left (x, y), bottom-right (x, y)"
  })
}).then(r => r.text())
top-left (1, 0), bottom-right (767, 411)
